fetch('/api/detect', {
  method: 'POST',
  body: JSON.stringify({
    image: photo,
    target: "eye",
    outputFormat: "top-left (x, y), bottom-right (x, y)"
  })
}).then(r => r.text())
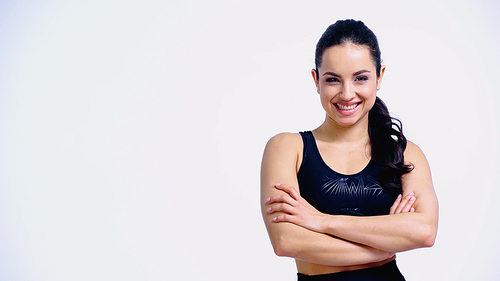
top-left (355, 75), bottom-right (368, 82)
top-left (326, 77), bottom-right (340, 83)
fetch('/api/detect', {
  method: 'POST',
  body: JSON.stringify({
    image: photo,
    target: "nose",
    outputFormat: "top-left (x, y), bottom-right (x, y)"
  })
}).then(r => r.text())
top-left (339, 82), bottom-right (355, 100)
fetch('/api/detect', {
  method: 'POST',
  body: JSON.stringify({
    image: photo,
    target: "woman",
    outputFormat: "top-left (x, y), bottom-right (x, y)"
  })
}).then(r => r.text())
top-left (260, 19), bottom-right (438, 280)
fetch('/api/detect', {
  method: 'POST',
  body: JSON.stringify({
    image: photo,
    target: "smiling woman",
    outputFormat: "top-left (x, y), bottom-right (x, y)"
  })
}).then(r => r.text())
top-left (260, 19), bottom-right (438, 281)
top-left (312, 43), bottom-right (382, 128)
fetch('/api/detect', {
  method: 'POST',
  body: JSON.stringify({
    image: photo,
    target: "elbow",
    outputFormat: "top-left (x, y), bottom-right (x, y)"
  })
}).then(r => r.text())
top-left (272, 235), bottom-right (294, 257)
top-left (273, 245), bottom-right (287, 257)
top-left (417, 225), bottom-right (437, 248)
top-left (421, 232), bottom-right (436, 248)
top-left (272, 238), bottom-right (289, 257)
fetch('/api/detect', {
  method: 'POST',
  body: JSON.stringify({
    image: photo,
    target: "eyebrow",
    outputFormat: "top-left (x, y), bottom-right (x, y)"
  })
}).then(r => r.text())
top-left (322, 69), bottom-right (371, 77)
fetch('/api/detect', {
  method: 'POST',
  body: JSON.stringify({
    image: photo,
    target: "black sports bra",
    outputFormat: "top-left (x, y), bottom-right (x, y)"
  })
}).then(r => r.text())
top-left (297, 131), bottom-right (398, 216)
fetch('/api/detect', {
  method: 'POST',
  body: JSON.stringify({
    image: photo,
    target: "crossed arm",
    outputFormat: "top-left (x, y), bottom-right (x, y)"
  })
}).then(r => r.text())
top-left (261, 133), bottom-right (438, 266)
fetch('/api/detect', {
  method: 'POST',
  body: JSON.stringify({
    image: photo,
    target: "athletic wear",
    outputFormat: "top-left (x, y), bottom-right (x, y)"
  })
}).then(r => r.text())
top-left (297, 260), bottom-right (405, 281)
top-left (296, 131), bottom-right (405, 280)
top-left (297, 131), bottom-right (399, 216)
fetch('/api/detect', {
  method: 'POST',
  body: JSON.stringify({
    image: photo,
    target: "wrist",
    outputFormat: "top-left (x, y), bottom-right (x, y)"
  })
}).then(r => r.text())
top-left (320, 213), bottom-right (335, 234)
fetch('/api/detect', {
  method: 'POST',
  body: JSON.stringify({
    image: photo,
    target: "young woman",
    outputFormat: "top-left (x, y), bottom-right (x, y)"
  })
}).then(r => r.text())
top-left (260, 19), bottom-right (438, 280)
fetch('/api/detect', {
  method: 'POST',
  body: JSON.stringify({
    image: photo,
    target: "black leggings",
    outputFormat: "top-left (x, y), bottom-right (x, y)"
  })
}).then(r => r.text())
top-left (297, 260), bottom-right (405, 281)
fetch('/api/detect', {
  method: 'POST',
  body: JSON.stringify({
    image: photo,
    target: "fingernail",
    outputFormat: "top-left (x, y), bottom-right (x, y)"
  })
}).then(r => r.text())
top-left (411, 196), bottom-right (416, 201)
top-left (397, 194), bottom-right (402, 199)
top-left (411, 207), bottom-right (415, 212)
top-left (266, 197), bottom-right (270, 202)
top-left (272, 217), bottom-right (277, 221)
top-left (275, 183), bottom-right (281, 187)
top-left (267, 207), bottom-right (272, 213)
top-left (408, 192), bottom-right (414, 196)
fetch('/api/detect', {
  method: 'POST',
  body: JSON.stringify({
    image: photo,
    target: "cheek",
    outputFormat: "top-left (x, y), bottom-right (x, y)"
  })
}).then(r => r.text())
top-left (318, 92), bottom-right (335, 112)
top-left (319, 94), bottom-right (330, 108)
top-left (363, 87), bottom-right (377, 109)
top-left (319, 87), bottom-right (335, 103)
top-left (359, 84), bottom-right (377, 98)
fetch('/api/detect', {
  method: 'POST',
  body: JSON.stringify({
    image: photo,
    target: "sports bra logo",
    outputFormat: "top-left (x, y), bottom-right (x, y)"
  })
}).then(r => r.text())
top-left (321, 176), bottom-right (384, 198)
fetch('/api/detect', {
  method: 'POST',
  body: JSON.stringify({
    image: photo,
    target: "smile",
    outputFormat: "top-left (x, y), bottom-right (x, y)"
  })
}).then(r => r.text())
top-left (335, 103), bottom-right (359, 110)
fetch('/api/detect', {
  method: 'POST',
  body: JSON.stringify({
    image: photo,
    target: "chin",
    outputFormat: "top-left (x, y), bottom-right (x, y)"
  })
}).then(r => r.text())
top-left (330, 114), bottom-right (368, 128)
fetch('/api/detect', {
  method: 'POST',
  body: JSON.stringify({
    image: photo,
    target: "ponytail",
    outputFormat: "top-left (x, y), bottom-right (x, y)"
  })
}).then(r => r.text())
top-left (368, 97), bottom-right (413, 194)
top-left (314, 20), bottom-right (412, 192)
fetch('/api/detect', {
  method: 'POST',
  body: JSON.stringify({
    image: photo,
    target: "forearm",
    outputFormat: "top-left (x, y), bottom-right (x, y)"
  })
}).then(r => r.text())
top-left (266, 221), bottom-right (393, 266)
top-left (267, 183), bottom-right (437, 253)
top-left (322, 143), bottom-right (439, 253)
top-left (323, 212), bottom-right (437, 253)
top-left (261, 133), bottom-right (393, 266)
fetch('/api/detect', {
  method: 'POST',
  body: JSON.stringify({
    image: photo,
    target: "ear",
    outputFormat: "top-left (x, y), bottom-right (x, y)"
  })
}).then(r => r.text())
top-left (311, 69), bottom-right (320, 94)
top-left (376, 65), bottom-right (386, 91)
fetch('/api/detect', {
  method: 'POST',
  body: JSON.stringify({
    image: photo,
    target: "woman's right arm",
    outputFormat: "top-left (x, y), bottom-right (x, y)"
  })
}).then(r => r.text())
top-left (260, 133), bottom-right (393, 266)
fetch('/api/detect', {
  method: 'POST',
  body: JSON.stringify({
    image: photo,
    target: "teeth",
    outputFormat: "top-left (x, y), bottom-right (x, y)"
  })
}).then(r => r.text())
top-left (336, 103), bottom-right (358, 110)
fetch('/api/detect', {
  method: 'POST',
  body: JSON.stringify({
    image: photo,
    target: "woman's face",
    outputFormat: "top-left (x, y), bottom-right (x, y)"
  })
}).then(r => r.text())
top-left (312, 43), bottom-right (385, 128)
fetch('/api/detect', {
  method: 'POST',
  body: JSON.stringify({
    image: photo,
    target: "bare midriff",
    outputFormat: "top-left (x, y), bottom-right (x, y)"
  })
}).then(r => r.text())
top-left (296, 255), bottom-right (396, 275)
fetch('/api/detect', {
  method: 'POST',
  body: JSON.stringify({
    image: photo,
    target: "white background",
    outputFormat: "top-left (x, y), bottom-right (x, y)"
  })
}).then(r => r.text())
top-left (1, 1), bottom-right (499, 280)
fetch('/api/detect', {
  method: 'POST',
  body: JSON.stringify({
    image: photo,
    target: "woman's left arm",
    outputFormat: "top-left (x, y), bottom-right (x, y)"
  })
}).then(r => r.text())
top-left (268, 141), bottom-right (439, 253)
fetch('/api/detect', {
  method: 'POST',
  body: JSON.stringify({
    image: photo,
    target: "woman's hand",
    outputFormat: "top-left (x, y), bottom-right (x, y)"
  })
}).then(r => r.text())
top-left (266, 183), bottom-right (327, 233)
top-left (267, 185), bottom-right (417, 231)
top-left (389, 192), bottom-right (416, 214)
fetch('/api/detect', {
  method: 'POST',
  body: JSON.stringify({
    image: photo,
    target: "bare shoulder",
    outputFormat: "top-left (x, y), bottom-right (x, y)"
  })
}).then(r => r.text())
top-left (402, 140), bottom-right (434, 193)
top-left (404, 140), bottom-right (428, 165)
top-left (265, 132), bottom-right (303, 152)
top-left (262, 132), bottom-right (304, 180)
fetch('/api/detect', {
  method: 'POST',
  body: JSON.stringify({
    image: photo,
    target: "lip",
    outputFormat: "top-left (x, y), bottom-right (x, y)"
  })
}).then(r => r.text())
top-left (334, 102), bottom-right (361, 116)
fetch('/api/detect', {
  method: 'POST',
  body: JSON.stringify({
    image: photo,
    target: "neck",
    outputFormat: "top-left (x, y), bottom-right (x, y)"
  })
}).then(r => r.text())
top-left (314, 114), bottom-right (370, 144)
